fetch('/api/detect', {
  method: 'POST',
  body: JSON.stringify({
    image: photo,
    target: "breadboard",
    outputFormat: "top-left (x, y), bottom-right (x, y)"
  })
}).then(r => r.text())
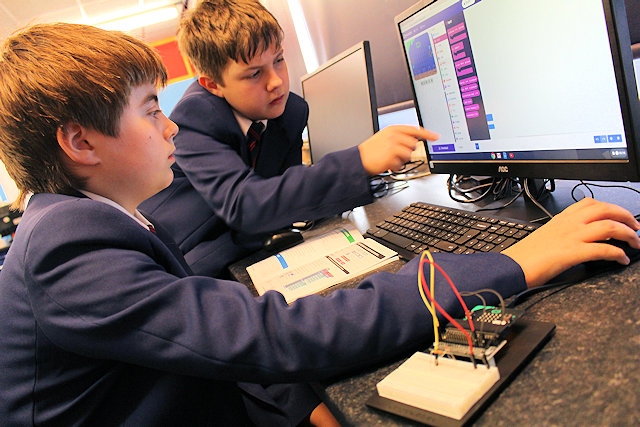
top-left (368, 320), bottom-right (556, 426)
top-left (376, 352), bottom-right (499, 420)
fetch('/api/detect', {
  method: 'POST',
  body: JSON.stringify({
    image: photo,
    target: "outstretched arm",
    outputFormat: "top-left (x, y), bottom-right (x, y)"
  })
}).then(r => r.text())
top-left (502, 198), bottom-right (640, 287)
top-left (357, 125), bottom-right (440, 175)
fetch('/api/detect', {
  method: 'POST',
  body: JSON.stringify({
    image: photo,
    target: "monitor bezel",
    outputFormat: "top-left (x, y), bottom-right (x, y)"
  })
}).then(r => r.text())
top-left (394, 0), bottom-right (640, 182)
top-left (301, 40), bottom-right (379, 164)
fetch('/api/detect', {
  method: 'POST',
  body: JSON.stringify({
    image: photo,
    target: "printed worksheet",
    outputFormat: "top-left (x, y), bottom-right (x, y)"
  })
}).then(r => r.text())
top-left (247, 226), bottom-right (398, 303)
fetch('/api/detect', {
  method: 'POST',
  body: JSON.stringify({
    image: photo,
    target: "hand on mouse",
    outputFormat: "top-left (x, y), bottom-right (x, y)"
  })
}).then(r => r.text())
top-left (502, 198), bottom-right (640, 288)
top-left (357, 125), bottom-right (440, 175)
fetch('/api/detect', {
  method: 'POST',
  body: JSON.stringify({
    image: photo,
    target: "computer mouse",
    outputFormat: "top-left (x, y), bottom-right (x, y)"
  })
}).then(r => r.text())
top-left (292, 220), bottom-right (313, 230)
top-left (511, 235), bottom-right (640, 306)
top-left (582, 236), bottom-right (640, 276)
top-left (263, 230), bottom-right (304, 253)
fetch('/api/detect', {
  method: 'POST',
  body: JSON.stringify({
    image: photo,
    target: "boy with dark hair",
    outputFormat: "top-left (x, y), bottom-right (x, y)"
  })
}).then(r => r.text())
top-left (140, 0), bottom-right (427, 278)
top-left (0, 22), bottom-right (638, 427)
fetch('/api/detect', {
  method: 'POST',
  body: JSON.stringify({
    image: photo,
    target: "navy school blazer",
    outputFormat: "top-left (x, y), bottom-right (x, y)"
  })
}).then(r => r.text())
top-left (0, 192), bottom-right (526, 425)
top-left (140, 81), bottom-right (374, 277)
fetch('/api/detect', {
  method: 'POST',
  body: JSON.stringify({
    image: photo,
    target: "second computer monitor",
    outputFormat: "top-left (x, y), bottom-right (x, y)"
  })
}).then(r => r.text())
top-left (301, 41), bottom-right (379, 164)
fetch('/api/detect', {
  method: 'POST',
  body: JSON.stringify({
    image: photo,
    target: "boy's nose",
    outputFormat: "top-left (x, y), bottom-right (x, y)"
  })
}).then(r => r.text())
top-left (165, 118), bottom-right (179, 140)
top-left (266, 70), bottom-right (283, 91)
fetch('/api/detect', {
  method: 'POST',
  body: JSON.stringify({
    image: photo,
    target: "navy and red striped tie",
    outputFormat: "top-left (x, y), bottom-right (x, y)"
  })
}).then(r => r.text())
top-left (247, 121), bottom-right (265, 168)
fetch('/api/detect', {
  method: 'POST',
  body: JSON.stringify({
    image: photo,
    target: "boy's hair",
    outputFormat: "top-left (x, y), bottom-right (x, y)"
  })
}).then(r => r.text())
top-left (179, 0), bottom-right (283, 83)
top-left (0, 23), bottom-right (168, 210)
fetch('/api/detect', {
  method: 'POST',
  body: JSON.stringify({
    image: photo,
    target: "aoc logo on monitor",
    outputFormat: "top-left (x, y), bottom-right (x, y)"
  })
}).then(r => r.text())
top-left (497, 165), bottom-right (509, 173)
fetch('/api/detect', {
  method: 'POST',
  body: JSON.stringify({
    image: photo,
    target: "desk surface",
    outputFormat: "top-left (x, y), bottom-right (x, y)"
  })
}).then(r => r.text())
top-left (230, 174), bottom-right (640, 426)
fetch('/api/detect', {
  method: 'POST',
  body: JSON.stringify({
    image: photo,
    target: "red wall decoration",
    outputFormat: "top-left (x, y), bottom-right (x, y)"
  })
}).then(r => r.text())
top-left (151, 37), bottom-right (194, 83)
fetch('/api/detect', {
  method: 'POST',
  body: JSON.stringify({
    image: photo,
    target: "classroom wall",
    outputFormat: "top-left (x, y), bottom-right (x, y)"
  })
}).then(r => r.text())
top-left (160, 0), bottom-right (419, 113)
top-left (263, 0), bottom-right (418, 108)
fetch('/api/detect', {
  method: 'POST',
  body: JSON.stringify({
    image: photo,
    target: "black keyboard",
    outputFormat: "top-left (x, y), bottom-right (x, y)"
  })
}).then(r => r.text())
top-left (365, 202), bottom-right (539, 260)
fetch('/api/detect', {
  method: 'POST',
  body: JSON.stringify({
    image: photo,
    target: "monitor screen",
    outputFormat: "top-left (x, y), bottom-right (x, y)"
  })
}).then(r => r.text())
top-left (634, 44), bottom-right (640, 97)
top-left (301, 41), bottom-right (379, 164)
top-left (0, 160), bottom-right (18, 205)
top-left (395, 0), bottom-right (640, 181)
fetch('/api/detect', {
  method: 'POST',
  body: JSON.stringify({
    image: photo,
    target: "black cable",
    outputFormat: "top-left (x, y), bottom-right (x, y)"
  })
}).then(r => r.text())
top-left (571, 180), bottom-right (640, 202)
top-left (448, 174), bottom-right (527, 213)
top-left (368, 175), bottom-right (409, 198)
top-left (506, 259), bottom-right (620, 309)
top-left (460, 288), bottom-right (506, 315)
top-left (448, 175), bottom-right (558, 223)
top-left (447, 174), bottom-right (495, 203)
top-left (522, 178), bottom-right (554, 220)
top-left (389, 159), bottom-right (425, 176)
top-left (475, 188), bottom-right (524, 213)
top-left (507, 283), bottom-right (573, 311)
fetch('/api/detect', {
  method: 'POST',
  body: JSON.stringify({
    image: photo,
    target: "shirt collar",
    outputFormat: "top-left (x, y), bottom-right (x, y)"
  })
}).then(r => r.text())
top-left (77, 189), bottom-right (152, 230)
top-left (232, 110), bottom-right (267, 137)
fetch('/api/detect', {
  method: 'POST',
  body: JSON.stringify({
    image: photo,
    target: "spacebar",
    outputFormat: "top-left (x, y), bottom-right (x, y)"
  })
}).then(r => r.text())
top-left (379, 232), bottom-right (413, 249)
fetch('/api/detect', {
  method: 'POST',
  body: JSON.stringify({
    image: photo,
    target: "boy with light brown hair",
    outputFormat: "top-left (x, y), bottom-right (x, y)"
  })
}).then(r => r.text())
top-left (1, 21), bottom-right (639, 427)
top-left (140, 0), bottom-right (424, 279)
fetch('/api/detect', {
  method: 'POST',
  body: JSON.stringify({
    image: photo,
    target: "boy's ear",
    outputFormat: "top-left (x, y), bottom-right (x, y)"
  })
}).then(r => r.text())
top-left (198, 76), bottom-right (225, 98)
top-left (56, 123), bottom-right (100, 166)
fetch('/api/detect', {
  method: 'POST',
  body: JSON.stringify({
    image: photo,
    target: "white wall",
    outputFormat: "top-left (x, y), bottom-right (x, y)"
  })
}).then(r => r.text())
top-left (263, 0), bottom-right (418, 108)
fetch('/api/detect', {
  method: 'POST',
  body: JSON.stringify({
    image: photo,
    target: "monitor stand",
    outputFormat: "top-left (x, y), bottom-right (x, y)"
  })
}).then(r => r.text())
top-left (519, 177), bottom-right (554, 202)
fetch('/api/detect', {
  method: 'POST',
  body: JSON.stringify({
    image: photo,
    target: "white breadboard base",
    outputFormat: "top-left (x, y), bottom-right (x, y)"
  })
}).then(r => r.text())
top-left (376, 352), bottom-right (500, 420)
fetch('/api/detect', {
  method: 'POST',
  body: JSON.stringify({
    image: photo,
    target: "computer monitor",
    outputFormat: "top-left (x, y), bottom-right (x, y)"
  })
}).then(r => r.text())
top-left (0, 160), bottom-right (18, 205)
top-left (633, 43), bottom-right (640, 97)
top-left (301, 41), bottom-right (379, 164)
top-left (395, 0), bottom-right (640, 182)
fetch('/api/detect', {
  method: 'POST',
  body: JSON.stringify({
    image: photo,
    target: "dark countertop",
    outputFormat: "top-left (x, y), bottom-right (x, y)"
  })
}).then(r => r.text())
top-left (229, 174), bottom-right (640, 426)
top-left (320, 262), bottom-right (640, 426)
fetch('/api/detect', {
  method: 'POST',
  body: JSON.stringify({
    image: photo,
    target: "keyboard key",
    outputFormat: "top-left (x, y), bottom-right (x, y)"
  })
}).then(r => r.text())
top-left (434, 240), bottom-right (459, 252)
top-left (366, 202), bottom-right (537, 259)
top-left (491, 238), bottom-right (517, 252)
top-left (380, 232), bottom-right (414, 249)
